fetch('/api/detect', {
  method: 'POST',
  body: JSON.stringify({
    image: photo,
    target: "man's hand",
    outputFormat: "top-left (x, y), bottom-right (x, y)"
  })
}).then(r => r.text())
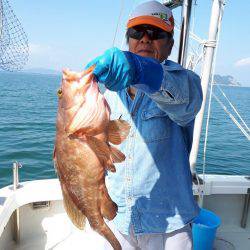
top-left (86, 47), bottom-right (134, 91)
top-left (86, 47), bottom-right (164, 94)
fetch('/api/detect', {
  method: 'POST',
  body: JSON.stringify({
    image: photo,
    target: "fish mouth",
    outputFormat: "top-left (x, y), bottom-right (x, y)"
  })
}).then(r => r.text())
top-left (62, 66), bottom-right (95, 82)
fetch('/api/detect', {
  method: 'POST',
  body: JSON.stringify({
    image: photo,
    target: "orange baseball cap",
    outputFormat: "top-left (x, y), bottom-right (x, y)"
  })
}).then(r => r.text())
top-left (127, 1), bottom-right (174, 33)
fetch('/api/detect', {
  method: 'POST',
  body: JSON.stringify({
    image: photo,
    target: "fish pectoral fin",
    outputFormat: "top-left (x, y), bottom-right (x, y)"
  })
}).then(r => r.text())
top-left (86, 136), bottom-right (120, 172)
top-left (106, 160), bottom-right (116, 172)
top-left (87, 136), bottom-right (110, 162)
top-left (105, 145), bottom-right (126, 172)
top-left (61, 185), bottom-right (86, 230)
top-left (107, 120), bottom-right (130, 145)
top-left (109, 145), bottom-right (125, 163)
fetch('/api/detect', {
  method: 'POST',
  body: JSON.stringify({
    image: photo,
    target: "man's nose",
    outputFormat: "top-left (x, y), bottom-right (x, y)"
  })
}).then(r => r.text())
top-left (140, 32), bottom-right (152, 43)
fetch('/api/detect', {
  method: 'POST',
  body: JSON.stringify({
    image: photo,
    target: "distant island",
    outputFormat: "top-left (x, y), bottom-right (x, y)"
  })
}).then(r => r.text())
top-left (0, 68), bottom-right (61, 75)
top-left (213, 74), bottom-right (241, 86)
top-left (0, 68), bottom-right (242, 87)
top-left (22, 68), bottom-right (61, 75)
top-left (19, 71), bottom-right (242, 87)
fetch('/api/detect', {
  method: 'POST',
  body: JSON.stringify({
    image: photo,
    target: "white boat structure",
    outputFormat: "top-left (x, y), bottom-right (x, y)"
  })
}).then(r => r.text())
top-left (0, 0), bottom-right (249, 249)
top-left (0, 173), bottom-right (249, 250)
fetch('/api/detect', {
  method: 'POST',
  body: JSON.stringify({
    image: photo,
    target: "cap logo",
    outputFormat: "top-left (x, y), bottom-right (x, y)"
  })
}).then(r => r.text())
top-left (151, 12), bottom-right (168, 22)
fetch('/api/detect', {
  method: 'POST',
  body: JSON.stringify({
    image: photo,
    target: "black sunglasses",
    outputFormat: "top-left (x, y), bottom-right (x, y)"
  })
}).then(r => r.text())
top-left (127, 25), bottom-right (170, 41)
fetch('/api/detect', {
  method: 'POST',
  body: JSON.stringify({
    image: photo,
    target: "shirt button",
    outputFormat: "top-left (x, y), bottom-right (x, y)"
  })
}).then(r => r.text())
top-left (127, 197), bottom-right (132, 204)
top-left (126, 177), bottom-right (131, 182)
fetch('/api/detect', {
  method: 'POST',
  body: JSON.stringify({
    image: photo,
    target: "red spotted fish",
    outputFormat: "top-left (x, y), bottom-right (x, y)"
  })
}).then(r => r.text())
top-left (53, 66), bottom-right (130, 250)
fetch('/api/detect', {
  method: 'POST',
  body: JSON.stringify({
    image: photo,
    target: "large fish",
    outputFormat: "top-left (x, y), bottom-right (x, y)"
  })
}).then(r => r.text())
top-left (53, 66), bottom-right (130, 250)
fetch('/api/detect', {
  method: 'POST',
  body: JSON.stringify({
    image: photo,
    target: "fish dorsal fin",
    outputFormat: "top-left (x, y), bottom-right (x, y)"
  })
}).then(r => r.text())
top-left (107, 120), bottom-right (130, 145)
top-left (61, 184), bottom-right (86, 230)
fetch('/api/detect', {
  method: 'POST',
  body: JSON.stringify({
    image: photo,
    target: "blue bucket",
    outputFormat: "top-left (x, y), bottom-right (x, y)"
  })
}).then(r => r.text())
top-left (192, 208), bottom-right (221, 250)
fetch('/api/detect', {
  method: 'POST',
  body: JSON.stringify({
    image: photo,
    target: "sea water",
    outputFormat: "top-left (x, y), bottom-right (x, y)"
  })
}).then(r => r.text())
top-left (0, 72), bottom-right (249, 188)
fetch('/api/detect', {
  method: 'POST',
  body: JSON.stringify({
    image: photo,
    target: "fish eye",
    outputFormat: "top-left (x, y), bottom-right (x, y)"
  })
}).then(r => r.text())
top-left (57, 89), bottom-right (63, 98)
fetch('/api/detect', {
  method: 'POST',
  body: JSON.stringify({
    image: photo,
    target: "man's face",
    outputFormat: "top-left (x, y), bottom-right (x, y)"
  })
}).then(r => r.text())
top-left (128, 25), bottom-right (174, 62)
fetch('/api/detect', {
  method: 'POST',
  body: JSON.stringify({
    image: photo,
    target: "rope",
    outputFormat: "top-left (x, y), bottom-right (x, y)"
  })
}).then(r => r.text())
top-left (202, 40), bottom-right (217, 47)
top-left (212, 92), bottom-right (250, 140)
top-left (174, 22), bottom-right (204, 44)
top-left (215, 237), bottom-right (236, 250)
top-left (216, 85), bottom-right (250, 134)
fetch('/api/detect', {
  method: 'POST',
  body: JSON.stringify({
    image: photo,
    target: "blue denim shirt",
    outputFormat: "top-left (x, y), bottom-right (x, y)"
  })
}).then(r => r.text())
top-left (104, 60), bottom-right (203, 235)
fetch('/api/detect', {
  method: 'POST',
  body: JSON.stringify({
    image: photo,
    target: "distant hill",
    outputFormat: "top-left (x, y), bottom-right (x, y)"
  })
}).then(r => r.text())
top-left (214, 74), bottom-right (241, 86)
top-left (0, 68), bottom-right (243, 87)
top-left (22, 68), bottom-right (61, 75)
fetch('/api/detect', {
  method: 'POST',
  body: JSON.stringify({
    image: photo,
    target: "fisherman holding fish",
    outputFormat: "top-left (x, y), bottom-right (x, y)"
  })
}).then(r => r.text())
top-left (74, 1), bottom-right (202, 249)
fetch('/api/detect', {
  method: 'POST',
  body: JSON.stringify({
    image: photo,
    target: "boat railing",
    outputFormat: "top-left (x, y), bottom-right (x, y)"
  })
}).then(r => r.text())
top-left (12, 161), bottom-right (22, 243)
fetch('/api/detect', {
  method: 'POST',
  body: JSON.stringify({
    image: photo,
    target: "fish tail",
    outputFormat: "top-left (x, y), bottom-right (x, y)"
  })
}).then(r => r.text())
top-left (89, 216), bottom-right (121, 250)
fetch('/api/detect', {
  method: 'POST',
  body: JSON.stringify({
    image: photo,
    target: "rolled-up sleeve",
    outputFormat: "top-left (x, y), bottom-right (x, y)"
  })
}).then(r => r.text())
top-left (148, 64), bottom-right (203, 127)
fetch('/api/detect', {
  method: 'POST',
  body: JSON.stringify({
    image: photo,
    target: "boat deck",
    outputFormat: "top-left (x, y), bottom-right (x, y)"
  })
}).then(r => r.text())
top-left (2, 203), bottom-right (250, 250)
top-left (0, 178), bottom-right (249, 250)
top-left (5, 212), bottom-right (108, 250)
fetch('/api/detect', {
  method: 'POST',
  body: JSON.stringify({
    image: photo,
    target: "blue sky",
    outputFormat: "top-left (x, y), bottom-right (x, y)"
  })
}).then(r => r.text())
top-left (10, 0), bottom-right (250, 86)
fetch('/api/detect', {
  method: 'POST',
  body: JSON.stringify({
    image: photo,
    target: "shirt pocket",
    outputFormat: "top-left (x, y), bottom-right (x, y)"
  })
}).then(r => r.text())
top-left (141, 107), bottom-right (170, 143)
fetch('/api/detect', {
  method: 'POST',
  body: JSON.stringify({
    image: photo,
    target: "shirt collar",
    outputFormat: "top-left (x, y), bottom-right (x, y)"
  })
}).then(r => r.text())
top-left (162, 60), bottom-right (184, 71)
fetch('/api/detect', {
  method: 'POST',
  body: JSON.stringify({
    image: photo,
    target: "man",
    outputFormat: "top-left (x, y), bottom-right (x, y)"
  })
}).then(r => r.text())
top-left (86, 1), bottom-right (203, 249)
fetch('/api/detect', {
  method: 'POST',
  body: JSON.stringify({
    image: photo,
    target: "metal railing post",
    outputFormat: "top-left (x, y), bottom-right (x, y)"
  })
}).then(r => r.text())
top-left (241, 188), bottom-right (250, 228)
top-left (12, 162), bottom-right (22, 243)
top-left (178, 0), bottom-right (193, 67)
top-left (189, 0), bottom-right (225, 173)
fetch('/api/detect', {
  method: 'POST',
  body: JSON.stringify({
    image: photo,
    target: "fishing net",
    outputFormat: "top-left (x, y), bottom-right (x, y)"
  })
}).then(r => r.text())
top-left (0, 0), bottom-right (29, 71)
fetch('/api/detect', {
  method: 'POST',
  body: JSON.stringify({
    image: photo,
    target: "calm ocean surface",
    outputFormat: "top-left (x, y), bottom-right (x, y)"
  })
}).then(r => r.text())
top-left (0, 72), bottom-right (249, 188)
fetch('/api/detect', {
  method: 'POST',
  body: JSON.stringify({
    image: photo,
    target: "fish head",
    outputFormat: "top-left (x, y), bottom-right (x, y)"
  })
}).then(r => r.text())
top-left (59, 68), bottom-right (92, 110)
top-left (57, 67), bottom-right (110, 136)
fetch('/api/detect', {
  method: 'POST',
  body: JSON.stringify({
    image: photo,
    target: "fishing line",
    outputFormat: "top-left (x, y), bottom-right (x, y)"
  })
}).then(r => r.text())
top-left (112, 0), bottom-right (125, 47)
top-left (120, 0), bottom-right (141, 50)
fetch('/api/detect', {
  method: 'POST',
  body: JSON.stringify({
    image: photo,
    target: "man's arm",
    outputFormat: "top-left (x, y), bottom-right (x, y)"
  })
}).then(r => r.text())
top-left (147, 69), bottom-right (203, 127)
top-left (86, 48), bottom-right (203, 126)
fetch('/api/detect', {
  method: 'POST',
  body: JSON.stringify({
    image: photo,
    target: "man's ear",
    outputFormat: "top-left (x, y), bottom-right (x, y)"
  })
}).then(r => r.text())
top-left (168, 37), bottom-right (174, 56)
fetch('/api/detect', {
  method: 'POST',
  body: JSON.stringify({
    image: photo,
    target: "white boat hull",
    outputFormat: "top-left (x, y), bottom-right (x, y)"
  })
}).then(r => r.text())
top-left (0, 176), bottom-right (249, 249)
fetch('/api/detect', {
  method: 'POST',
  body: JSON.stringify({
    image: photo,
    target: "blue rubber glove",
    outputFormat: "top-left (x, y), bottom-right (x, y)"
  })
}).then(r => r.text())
top-left (85, 47), bottom-right (163, 94)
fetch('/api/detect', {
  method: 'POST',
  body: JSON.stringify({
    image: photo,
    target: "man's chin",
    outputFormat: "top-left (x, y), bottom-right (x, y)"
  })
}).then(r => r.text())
top-left (137, 51), bottom-right (155, 58)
